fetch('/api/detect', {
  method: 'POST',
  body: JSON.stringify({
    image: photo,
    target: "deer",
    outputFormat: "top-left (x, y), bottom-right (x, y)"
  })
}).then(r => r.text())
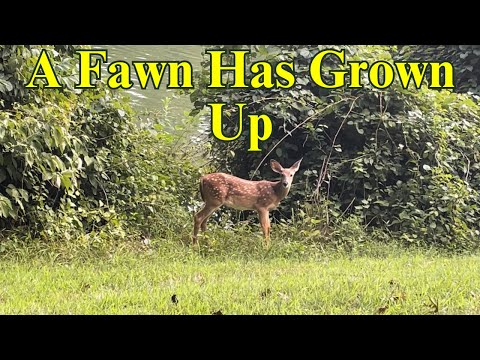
top-left (192, 158), bottom-right (303, 246)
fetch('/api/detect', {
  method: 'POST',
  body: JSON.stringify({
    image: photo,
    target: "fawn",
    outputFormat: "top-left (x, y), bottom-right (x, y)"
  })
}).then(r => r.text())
top-left (192, 158), bottom-right (302, 246)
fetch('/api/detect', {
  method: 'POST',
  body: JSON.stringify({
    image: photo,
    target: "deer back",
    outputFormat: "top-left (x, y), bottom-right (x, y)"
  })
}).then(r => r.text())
top-left (200, 173), bottom-right (286, 211)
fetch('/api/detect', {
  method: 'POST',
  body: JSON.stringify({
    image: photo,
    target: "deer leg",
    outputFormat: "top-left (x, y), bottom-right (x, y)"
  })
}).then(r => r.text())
top-left (201, 215), bottom-right (211, 232)
top-left (257, 209), bottom-right (271, 247)
top-left (193, 204), bottom-right (219, 245)
top-left (200, 202), bottom-right (217, 232)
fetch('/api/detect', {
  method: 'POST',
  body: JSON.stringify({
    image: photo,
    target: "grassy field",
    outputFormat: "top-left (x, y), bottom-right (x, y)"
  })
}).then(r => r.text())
top-left (0, 238), bottom-right (479, 315)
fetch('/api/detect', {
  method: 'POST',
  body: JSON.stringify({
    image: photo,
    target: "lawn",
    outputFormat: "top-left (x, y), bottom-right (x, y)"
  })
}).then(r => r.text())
top-left (0, 241), bottom-right (479, 314)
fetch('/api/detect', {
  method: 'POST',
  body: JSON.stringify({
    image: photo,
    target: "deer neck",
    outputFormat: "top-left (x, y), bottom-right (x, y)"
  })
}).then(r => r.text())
top-left (273, 181), bottom-right (290, 200)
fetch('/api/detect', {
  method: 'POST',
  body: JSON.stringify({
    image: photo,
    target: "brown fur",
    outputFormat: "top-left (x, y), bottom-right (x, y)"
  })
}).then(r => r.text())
top-left (192, 159), bottom-right (302, 246)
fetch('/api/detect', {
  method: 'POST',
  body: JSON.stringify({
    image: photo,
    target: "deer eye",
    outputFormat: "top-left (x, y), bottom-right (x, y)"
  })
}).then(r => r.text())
top-left (290, 174), bottom-right (293, 177)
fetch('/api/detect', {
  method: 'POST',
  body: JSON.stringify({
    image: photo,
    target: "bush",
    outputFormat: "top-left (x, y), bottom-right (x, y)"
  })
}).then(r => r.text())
top-left (0, 45), bottom-right (202, 243)
top-left (111, 109), bottom-right (203, 240)
top-left (190, 45), bottom-right (480, 250)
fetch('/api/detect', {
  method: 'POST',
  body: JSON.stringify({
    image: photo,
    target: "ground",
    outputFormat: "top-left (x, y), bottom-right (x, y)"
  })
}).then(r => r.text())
top-left (0, 239), bottom-right (478, 314)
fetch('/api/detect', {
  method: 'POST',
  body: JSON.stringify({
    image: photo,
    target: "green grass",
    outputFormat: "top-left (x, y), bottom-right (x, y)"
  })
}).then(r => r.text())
top-left (0, 238), bottom-right (479, 314)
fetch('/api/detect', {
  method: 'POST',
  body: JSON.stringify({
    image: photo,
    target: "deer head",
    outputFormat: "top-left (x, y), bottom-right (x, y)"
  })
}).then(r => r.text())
top-left (270, 158), bottom-right (303, 190)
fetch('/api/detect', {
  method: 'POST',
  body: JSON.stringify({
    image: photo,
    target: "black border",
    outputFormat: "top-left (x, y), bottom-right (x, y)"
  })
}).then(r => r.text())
top-left (2, 18), bottom-right (477, 45)
top-left (1, 314), bottom-right (478, 348)
top-left (5, 3), bottom-right (477, 44)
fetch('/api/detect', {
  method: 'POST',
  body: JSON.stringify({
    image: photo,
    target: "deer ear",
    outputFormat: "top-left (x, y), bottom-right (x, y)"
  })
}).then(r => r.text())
top-left (270, 159), bottom-right (284, 174)
top-left (291, 158), bottom-right (303, 172)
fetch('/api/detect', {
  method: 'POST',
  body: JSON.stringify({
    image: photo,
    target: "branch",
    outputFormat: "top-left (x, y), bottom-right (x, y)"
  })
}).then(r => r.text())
top-left (250, 98), bottom-right (350, 180)
top-left (315, 97), bottom-right (359, 194)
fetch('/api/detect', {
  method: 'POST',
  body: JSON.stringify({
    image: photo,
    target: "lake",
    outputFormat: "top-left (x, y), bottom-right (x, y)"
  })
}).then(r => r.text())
top-left (93, 45), bottom-right (204, 116)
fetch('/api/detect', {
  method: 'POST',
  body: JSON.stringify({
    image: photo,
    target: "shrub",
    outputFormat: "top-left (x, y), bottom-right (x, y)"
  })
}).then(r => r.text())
top-left (0, 45), bottom-right (202, 243)
top-left (190, 45), bottom-right (480, 250)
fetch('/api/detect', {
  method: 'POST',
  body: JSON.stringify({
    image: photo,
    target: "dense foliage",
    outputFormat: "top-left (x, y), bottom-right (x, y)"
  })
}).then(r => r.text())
top-left (0, 45), bottom-right (199, 243)
top-left (397, 45), bottom-right (480, 97)
top-left (2, 44), bottom-right (479, 252)
top-left (190, 45), bottom-right (480, 250)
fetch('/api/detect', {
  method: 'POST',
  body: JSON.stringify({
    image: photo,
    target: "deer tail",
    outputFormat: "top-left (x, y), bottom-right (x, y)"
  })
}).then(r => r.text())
top-left (199, 177), bottom-right (205, 202)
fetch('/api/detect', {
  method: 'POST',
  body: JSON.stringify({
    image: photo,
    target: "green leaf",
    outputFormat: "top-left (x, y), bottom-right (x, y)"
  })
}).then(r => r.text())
top-left (61, 171), bottom-right (73, 190)
top-left (25, 151), bottom-right (34, 167)
top-left (0, 78), bottom-right (13, 92)
top-left (0, 195), bottom-right (13, 218)
top-left (52, 127), bottom-right (62, 146)
top-left (52, 174), bottom-right (61, 188)
top-left (18, 189), bottom-right (29, 202)
top-left (299, 48), bottom-right (310, 58)
top-left (6, 186), bottom-right (19, 199)
top-left (84, 156), bottom-right (94, 167)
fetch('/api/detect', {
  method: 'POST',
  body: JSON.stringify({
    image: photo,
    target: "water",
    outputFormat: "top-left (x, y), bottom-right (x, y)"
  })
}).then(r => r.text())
top-left (93, 45), bottom-right (204, 116)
